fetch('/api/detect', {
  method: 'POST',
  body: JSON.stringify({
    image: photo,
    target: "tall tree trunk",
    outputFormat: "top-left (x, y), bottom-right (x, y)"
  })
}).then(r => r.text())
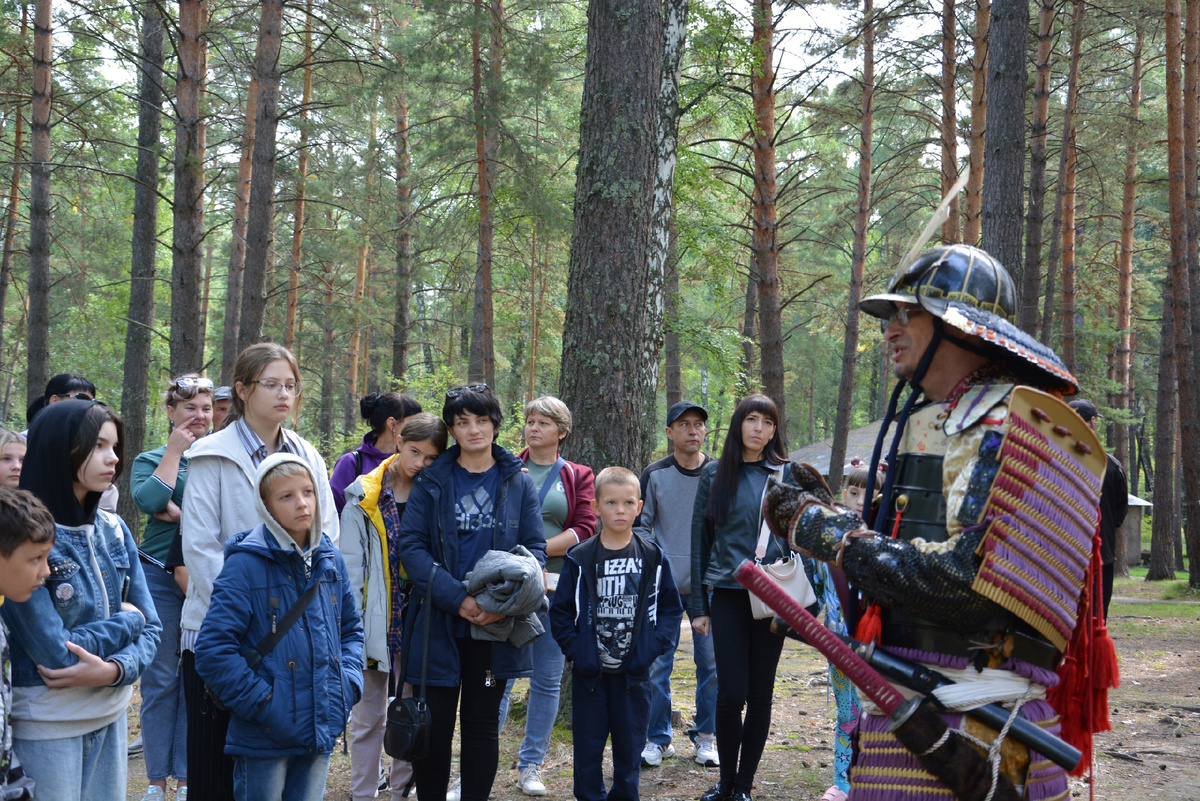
top-left (286, 0), bottom-right (313, 350)
top-left (119, 0), bottom-right (166, 537)
top-left (239, 0), bottom-right (285, 352)
top-left (221, 75), bottom-right (258, 381)
top-left (1112, 25), bottom-right (1142, 579)
top-left (979, 0), bottom-right (1026, 278)
top-left (171, 0), bottom-right (208, 375)
top-left (1021, 0), bottom-right (1058, 335)
top-left (200, 232), bottom-right (213, 352)
top-left (1150, 0), bottom-right (1186, 581)
top-left (963, 0), bottom-right (989, 245)
top-left (1059, 134), bottom-right (1077, 373)
top-left (1041, 0), bottom-right (1085, 347)
top-left (829, 0), bottom-right (874, 495)
top-left (741, 271), bottom-right (757, 384)
top-left (751, 0), bottom-right (787, 446)
top-left (0, 5), bottom-right (28, 368)
top-left (940, 0), bottom-right (958, 243)
top-left (393, 90), bottom-right (413, 381)
top-left (347, 244), bottom-right (368, 418)
top-left (320, 259), bottom-right (336, 449)
top-left (468, 0), bottom-right (500, 387)
top-left (664, 224), bottom-right (682, 410)
top-left (1179, 0), bottom-right (1200, 587)
top-left (25, 0), bottom-right (52, 404)
top-left (559, 0), bottom-right (663, 470)
top-left (648, 0), bottom-right (690, 423)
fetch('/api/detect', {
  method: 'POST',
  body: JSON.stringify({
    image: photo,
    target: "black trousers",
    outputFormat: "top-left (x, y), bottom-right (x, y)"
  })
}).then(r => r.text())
top-left (709, 587), bottom-right (785, 794)
top-left (181, 648), bottom-right (236, 801)
top-left (410, 637), bottom-right (506, 801)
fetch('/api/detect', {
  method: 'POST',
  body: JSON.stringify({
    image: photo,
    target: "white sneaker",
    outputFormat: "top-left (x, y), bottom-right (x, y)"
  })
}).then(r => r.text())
top-left (694, 733), bottom-right (720, 767)
top-left (519, 766), bottom-right (547, 796)
top-left (176, 788), bottom-right (188, 801)
top-left (640, 741), bottom-right (675, 767)
top-left (447, 778), bottom-right (461, 801)
top-left (139, 788), bottom-right (165, 801)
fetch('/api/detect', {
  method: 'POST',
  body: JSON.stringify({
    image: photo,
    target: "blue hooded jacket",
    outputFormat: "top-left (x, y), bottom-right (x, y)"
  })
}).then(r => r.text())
top-left (396, 443), bottom-right (546, 687)
top-left (195, 454), bottom-right (364, 757)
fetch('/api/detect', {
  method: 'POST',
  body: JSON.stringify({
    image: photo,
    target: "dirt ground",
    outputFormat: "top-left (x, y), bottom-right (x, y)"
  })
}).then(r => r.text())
top-left (125, 575), bottom-right (1200, 800)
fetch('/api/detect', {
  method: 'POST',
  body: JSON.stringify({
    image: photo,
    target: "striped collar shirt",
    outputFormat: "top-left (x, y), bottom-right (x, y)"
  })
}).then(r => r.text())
top-left (233, 417), bottom-right (298, 467)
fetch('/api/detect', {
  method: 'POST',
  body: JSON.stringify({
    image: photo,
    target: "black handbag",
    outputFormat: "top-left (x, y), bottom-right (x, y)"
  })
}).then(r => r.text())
top-left (384, 564), bottom-right (436, 761)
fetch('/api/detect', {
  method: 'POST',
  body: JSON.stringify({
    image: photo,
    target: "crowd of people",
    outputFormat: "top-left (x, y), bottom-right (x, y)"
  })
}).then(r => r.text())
top-left (0, 244), bottom-right (1125, 801)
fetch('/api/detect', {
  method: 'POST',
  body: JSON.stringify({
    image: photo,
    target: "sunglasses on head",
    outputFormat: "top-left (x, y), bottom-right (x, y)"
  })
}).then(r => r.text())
top-left (55, 392), bottom-right (94, 401)
top-left (445, 383), bottom-right (488, 399)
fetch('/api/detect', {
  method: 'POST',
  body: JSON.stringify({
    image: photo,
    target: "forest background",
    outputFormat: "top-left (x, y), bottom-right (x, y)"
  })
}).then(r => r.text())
top-left (1, 0), bottom-right (1198, 585)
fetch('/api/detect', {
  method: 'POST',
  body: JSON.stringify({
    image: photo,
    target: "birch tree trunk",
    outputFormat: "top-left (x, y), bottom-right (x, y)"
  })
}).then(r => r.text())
top-left (1021, 0), bottom-right (1058, 335)
top-left (963, 0), bottom-right (988, 245)
top-left (25, 0), bottom-right (52, 404)
top-left (220, 75), bottom-right (257, 381)
top-left (239, 0), bottom-right (285, 352)
top-left (979, 0), bottom-right (1026, 278)
top-left (559, 0), bottom-right (663, 470)
top-left (171, 0), bottom-right (208, 374)
top-left (751, 0), bottom-right (787, 446)
top-left (829, 0), bottom-right (874, 494)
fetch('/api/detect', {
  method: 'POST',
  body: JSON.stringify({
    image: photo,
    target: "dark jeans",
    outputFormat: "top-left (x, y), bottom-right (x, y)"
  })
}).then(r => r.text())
top-left (709, 587), bottom-right (785, 794)
top-left (182, 648), bottom-right (236, 801)
top-left (411, 638), bottom-right (505, 801)
top-left (572, 671), bottom-right (651, 801)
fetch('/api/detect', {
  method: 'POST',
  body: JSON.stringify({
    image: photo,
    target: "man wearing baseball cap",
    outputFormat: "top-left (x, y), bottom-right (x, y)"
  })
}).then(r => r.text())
top-left (1069, 399), bottom-right (1129, 617)
top-left (634, 401), bottom-right (719, 768)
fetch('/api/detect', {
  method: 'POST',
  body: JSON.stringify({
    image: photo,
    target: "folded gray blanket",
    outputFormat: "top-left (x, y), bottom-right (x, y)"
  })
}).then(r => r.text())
top-left (463, 545), bottom-right (547, 648)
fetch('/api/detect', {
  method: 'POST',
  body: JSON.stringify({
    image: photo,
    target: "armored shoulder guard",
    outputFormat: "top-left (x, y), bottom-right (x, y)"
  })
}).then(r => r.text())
top-left (970, 387), bottom-right (1106, 652)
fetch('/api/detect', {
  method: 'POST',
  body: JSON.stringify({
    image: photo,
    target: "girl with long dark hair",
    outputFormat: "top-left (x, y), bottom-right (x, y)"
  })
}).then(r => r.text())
top-left (689, 394), bottom-right (790, 801)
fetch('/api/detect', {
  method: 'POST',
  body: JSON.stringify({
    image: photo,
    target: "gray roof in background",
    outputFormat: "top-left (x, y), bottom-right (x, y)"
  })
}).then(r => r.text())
top-left (787, 420), bottom-right (896, 478)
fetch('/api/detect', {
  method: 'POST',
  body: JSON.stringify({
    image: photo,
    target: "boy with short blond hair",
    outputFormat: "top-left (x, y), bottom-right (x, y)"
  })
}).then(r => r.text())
top-left (549, 467), bottom-right (683, 801)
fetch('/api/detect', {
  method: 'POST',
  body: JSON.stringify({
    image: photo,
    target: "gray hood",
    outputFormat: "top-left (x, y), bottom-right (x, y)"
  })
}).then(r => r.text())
top-left (254, 452), bottom-right (323, 565)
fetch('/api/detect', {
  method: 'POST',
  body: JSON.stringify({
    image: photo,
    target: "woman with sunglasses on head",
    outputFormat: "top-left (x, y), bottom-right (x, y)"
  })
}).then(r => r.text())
top-left (397, 384), bottom-right (546, 801)
top-left (178, 344), bottom-right (339, 801)
top-left (130, 374), bottom-right (215, 801)
top-left (690, 394), bottom-right (793, 801)
top-left (24, 373), bottom-right (96, 430)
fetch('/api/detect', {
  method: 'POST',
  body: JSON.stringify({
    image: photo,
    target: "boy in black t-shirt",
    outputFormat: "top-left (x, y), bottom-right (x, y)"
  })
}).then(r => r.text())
top-left (549, 467), bottom-right (683, 801)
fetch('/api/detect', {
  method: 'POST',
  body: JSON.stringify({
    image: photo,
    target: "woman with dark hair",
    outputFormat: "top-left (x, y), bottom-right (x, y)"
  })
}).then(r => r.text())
top-left (689, 394), bottom-right (791, 801)
top-left (24, 373), bottom-right (96, 427)
top-left (3, 400), bottom-right (161, 801)
top-left (330, 392), bottom-right (423, 515)
top-left (397, 384), bottom-right (546, 801)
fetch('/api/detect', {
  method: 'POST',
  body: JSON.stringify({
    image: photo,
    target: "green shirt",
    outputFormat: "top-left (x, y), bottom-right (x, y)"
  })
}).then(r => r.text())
top-left (526, 458), bottom-right (569, 573)
top-left (131, 444), bottom-right (190, 561)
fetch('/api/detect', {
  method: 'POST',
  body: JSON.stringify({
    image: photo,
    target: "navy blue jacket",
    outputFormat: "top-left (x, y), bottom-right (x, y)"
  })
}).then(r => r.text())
top-left (549, 533), bottom-right (683, 689)
top-left (396, 444), bottom-right (546, 687)
top-left (194, 525), bottom-right (364, 757)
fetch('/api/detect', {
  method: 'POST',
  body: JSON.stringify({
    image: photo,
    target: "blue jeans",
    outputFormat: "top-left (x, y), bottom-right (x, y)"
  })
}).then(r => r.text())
top-left (498, 612), bottom-right (566, 768)
top-left (646, 604), bottom-right (717, 745)
top-left (13, 714), bottom-right (127, 801)
top-left (140, 562), bottom-right (188, 781)
top-left (233, 753), bottom-right (331, 801)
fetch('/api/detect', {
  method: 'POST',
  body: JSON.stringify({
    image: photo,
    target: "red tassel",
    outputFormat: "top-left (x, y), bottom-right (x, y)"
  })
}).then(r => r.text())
top-left (855, 601), bottom-right (883, 645)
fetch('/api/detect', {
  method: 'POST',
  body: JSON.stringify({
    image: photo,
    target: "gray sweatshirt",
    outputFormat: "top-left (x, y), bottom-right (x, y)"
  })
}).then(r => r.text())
top-left (633, 453), bottom-right (712, 595)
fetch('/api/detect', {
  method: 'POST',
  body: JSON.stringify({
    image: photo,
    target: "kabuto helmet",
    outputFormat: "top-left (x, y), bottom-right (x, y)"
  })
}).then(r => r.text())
top-left (860, 244), bottom-right (1078, 394)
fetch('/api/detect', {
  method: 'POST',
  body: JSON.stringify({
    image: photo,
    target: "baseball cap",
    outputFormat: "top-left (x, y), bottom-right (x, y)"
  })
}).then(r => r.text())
top-left (214, 385), bottom-right (233, 401)
top-left (1068, 399), bottom-right (1098, 422)
top-left (666, 400), bottom-right (708, 426)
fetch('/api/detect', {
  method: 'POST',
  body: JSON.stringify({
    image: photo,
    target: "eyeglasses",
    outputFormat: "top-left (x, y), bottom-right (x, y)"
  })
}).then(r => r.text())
top-left (55, 392), bottom-right (94, 401)
top-left (250, 379), bottom-right (302, 396)
top-left (879, 305), bottom-right (924, 333)
top-left (445, 383), bottom-right (488, 399)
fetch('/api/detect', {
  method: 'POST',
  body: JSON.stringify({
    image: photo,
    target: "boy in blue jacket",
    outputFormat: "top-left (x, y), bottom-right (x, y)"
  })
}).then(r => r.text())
top-left (196, 454), bottom-right (364, 801)
top-left (549, 467), bottom-right (683, 801)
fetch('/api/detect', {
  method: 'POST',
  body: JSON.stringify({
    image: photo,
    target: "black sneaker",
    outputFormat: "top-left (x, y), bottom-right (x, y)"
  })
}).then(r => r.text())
top-left (732, 792), bottom-right (753, 801)
top-left (699, 785), bottom-right (732, 801)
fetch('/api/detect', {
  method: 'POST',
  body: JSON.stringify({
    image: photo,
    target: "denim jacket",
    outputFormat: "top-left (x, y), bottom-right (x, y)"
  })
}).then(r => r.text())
top-left (1, 510), bottom-right (162, 688)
